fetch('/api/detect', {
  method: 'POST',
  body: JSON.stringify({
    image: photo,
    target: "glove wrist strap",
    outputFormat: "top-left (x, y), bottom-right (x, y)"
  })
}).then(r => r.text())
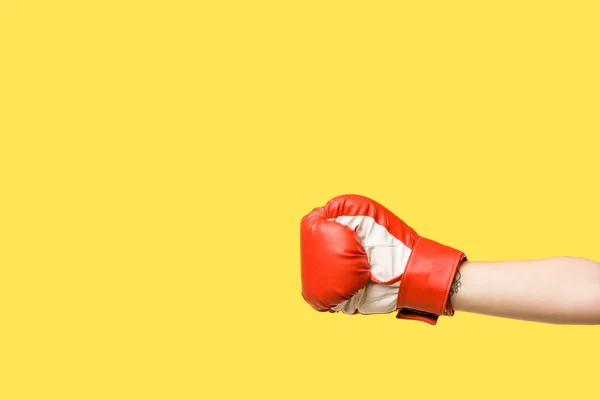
top-left (396, 236), bottom-right (466, 325)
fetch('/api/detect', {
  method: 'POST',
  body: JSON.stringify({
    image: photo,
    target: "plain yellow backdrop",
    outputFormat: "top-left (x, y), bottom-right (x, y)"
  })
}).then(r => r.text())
top-left (1, 1), bottom-right (600, 399)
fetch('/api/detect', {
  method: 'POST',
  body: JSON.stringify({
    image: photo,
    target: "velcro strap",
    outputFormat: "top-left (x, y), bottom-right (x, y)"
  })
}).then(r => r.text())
top-left (396, 236), bottom-right (466, 324)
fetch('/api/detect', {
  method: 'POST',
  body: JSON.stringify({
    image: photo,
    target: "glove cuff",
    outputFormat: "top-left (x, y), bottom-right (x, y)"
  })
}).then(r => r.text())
top-left (396, 236), bottom-right (466, 325)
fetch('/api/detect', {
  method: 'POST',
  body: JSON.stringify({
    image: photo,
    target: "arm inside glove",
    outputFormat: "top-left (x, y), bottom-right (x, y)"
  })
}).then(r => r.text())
top-left (450, 257), bottom-right (600, 325)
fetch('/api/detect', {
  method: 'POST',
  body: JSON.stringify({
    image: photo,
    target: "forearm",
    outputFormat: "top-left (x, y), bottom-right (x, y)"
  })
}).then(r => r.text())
top-left (450, 257), bottom-right (600, 324)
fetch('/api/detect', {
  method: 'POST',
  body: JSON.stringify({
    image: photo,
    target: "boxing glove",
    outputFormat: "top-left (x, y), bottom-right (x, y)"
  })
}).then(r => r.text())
top-left (300, 194), bottom-right (466, 325)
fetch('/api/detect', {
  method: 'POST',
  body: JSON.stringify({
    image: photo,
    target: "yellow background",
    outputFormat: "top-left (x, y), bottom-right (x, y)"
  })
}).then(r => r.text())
top-left (1, 1), bottom-right (599, 399)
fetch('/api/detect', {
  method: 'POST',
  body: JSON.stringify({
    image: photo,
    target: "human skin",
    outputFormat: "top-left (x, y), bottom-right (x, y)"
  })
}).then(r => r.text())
top-left (450, 257), bottom-right (600, 324)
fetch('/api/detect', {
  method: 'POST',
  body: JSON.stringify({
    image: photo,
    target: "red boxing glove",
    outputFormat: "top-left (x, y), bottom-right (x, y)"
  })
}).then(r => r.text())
top-left (300, 194), bottom-right (466, 325)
